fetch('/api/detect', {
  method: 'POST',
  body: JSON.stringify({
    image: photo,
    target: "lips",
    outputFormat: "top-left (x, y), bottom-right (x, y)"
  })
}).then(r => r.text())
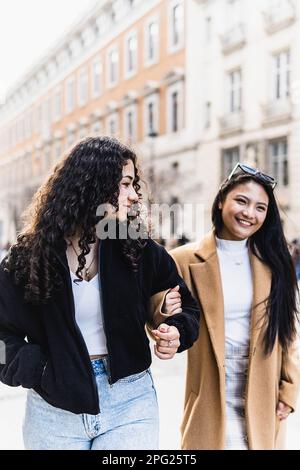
top-left (236, 217), bottom-right (253, 227)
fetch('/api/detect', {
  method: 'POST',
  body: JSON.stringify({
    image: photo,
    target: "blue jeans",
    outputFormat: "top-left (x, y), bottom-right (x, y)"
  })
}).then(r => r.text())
top-left (23, 359), bottom-right (159, 450)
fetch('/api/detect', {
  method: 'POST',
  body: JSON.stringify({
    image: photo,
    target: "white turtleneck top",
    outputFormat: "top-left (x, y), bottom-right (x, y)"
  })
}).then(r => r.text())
top-left (215, 236), bottom-right (253, 349)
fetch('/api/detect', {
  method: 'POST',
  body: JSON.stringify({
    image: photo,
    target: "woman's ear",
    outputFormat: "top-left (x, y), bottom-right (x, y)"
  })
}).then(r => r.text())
top-left (218, 201), bottom-right (223, 210)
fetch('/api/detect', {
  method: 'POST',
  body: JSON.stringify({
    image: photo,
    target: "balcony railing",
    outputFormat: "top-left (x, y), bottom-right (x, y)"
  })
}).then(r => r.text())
top-left (219, 112), bottom-right (243, 135)
top-left (262, 99), bottom-right (292, 124)
top-left (221, 23), bottom-right (246, 55)
top-left (263, 0), bottom-right (296, 34)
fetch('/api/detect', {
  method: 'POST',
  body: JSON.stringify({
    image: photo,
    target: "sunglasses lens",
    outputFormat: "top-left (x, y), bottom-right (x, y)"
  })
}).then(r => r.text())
top-left (240, 164), bottom-right (256, 175)
top-left (261, 174), bottom-right (274, 183)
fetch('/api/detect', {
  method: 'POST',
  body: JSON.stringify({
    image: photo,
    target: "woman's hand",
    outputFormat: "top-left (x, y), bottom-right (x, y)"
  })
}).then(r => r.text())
top-left (276, 401), bottom-right (292, 420)
top-left (152, 323), bottom-right (180, 360)
top-left (163, 285), bottom-right (182, 314)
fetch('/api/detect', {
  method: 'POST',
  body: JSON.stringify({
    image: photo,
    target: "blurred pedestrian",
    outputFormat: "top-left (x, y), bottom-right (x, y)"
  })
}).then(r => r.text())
top-left (0, 136), bottom-right (199, 450)
top-left (153, 162), bottom-right (300, 449)
top-left (177, 233), bottom-right (190, 247)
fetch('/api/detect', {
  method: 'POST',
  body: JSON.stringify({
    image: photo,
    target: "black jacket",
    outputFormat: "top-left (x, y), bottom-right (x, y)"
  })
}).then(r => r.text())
top-left (0, 238), bottom-right (199, 414)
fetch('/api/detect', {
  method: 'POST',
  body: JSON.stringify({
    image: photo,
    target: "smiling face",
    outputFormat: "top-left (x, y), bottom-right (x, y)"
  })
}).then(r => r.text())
top-left (117, 159), bottom-right (139, 221)
top-left (218, 180), bottom-right (269, 240)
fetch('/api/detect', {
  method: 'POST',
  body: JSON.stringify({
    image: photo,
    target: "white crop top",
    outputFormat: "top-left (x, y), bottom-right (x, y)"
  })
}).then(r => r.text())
top-left (70, 271), bottom-right (108, 356)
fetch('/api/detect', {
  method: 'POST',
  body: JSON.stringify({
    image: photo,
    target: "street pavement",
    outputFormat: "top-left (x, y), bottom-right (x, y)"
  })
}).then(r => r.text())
top-left (0, 347), bottom-right (299, 450)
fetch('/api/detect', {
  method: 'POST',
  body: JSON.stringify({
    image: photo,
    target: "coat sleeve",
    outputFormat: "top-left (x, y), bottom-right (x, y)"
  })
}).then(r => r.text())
top-left (278, 339), bottom-right (300, 411)
top-left (0, 266), bottom-right (47, 389)
top-left (149, 242), bottom-right (200, 352)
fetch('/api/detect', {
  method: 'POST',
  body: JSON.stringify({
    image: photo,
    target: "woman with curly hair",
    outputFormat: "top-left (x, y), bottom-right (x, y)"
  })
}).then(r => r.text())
top-left (0, 136), bottom-right (199, 450)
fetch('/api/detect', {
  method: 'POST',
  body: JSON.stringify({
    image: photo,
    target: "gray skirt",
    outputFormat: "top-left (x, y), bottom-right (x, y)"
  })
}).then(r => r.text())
top-left (225, 344), bottom-right (249, 450)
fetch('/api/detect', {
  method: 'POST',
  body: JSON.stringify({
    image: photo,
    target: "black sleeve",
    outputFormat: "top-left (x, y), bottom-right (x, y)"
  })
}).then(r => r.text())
top-left (150, 242), bottom-right (200, 352)
top-left (0, 265), bottom-right (47, 389)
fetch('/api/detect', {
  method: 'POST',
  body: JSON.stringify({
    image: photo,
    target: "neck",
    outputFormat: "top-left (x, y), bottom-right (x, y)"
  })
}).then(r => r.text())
top-left (218, 228), bottom-right (247, 242)
top-left (66, 236), bottom-right (99, 249)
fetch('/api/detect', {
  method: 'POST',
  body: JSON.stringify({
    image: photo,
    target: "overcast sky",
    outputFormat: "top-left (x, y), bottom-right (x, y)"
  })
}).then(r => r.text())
top-left (0, 0), bottom-right (97, 103)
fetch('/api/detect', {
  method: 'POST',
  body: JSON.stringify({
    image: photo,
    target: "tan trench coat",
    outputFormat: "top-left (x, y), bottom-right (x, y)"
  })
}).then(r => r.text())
top-left (151, 232), bottom-right (300, 449)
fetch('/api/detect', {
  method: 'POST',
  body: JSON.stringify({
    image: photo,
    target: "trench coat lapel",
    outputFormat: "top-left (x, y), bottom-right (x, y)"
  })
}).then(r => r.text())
top-left (189, 233), bottom-right (225, 369)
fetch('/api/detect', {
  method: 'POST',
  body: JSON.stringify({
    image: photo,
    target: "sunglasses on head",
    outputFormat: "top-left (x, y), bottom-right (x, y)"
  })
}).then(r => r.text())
top-left (227, 162), bottom-right (277, 190)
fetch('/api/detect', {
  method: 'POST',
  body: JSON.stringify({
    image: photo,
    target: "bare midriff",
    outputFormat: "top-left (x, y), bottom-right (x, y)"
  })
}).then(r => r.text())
top-left (90, 354), bottom-right (107, 360)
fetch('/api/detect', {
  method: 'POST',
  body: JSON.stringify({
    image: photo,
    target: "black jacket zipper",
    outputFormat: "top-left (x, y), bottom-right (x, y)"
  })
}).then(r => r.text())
top-left (97, 240), bottom-right (113, 384)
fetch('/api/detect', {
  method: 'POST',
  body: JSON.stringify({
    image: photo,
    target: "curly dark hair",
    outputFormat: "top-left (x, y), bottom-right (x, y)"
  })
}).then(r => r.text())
top-left (4, 136), bottom-right (147, 304)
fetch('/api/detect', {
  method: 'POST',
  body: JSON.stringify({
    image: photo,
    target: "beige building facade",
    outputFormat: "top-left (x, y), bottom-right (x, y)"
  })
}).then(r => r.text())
top-left (0, 0), bottom-right (186, 244)
top-left (187, 0), bottom-right (300, 240)
top-left (0, 0), bottom-right (299, 245)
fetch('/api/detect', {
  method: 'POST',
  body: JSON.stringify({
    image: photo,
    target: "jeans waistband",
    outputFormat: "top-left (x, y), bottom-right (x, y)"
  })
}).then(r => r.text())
top-left (91, 359), bottom-right (106, 376)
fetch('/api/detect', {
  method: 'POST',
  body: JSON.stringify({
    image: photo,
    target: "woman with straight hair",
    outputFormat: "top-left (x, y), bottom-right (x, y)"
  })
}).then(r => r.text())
top-left (153, 163), bottom-right (300, 449)
top-left (0, 136), bottom-right (199, 450)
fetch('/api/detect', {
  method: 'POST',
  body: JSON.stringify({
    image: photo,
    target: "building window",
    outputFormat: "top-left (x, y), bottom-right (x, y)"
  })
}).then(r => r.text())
top-left (205, 101), bottom-right (211, 128)
top-left (53, 88), bottom-right (62, 122)
top-left (124, 105), bottom-right (137, 142)
top-left (148, 102), bottom-right (154, 134)
top-left (78, 69), bottom-right (88, 107)
top-left (167, 82), bottom-right (183, 133)
top-left (107, 113), bottom-right (119, 136)
top-left (222, 147), bottom-right (239, 179)
top-left (272, 50), bottom-right (290, 100)
top-left (144, 94), bottom-right (159, 137)
top-left (125, 32), bottom-right (137, 78)
top-left (227, 69), bottom-right (242, 113)
top-left (268, 138), bottom-right (288, 186)
top-left (168, 0), bottom-right (184, 52)
top-left (107, 46), bottom-right (119, 87)
top-left (127, 111), bottom-right (133, 140)
top-left (145, 18), bottom-right (159, 65)
top-left (92, 60), bottom-right (103, 98)
top-left (171, 91), bottom-right (179, 132)
top-left (65, 77), bottom-right (75, 114)
top-left (91, 120), bottom-right (102, 135)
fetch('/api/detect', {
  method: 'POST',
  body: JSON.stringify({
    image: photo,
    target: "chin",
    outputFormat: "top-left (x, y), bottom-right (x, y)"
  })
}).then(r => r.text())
top-left (236, 230), bottom-right (252, 240)
top-left (229, 227), bottom-right (249, 240)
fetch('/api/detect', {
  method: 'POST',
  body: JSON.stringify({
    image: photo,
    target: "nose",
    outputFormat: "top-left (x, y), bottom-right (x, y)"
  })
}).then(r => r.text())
top-left (242, 206), bottom-right (255, 220)
top-left (129, 186), bottom-right (139, 202)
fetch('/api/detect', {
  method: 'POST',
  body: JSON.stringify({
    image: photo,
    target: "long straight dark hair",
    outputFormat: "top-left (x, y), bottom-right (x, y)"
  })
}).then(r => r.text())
top-left (212, 172), bottom-right (299, 354)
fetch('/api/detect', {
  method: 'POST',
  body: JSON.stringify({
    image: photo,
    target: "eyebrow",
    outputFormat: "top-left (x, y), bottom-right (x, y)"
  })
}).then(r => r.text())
top-left (122, 175), bottom-right (134, 181)
top-left (235, 194), bottom-right (268, 207)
